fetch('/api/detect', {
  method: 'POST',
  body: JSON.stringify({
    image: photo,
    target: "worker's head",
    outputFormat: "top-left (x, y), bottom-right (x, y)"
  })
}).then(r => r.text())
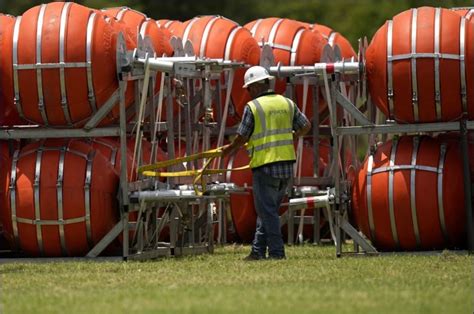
top-left (243, 66), bottom-right (274, 98)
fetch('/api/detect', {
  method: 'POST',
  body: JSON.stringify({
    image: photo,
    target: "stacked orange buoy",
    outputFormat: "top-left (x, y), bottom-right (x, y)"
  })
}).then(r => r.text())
top-left (301, 22), bottom-right (357, 60)
top-left (352, 136), bottom-right (466, 251)
top-left (0, 2), bottom-right (139, 127)
top-left (173, 16), bottom-right (261, 126)
top-left (156, 19), bottom-right (182, 33)
top-left (0, 139), bottom-right (120, 256)
top-left (366, 7), bottom-right (474, 123)
top-left (452, 7), bottom-right (474, 19)
top-left (0, 14), bottom-right (21, 125)
top-left (244, 18), bottom-right (326, 122)
top-left (102, 7), bottom-right (173, 107)
top-left (103, 7), bottom-right (173, 58)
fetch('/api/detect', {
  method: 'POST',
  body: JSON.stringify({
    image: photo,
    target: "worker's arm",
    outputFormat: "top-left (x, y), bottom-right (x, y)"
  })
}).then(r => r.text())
top-left (293, 120), bottom-right (311, 139)
top-left (222, 134), bottom-right (248, 157)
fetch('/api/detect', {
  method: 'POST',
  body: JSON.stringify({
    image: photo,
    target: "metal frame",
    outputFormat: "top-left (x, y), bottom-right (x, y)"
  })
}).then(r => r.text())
top-left (262, 41), bottom-right (473, 257)
top-left (5, 25), bottom-right (472, 260)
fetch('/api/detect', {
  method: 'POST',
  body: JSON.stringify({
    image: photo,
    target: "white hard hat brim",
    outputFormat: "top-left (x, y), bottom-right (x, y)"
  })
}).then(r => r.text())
top-left (242, 74), bottom-right (275, 88)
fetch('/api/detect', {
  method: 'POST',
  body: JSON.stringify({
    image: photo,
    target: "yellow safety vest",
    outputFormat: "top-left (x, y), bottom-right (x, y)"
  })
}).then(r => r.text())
top-left (247, 94), bottom-right (296, 168)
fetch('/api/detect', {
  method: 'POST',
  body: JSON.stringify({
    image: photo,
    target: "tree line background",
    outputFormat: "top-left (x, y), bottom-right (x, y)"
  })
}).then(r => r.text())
top-left (0, 0), bottom-right (472, 46)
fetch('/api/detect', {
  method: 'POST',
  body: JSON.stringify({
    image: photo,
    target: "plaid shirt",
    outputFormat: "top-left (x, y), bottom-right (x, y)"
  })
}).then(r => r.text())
top-left (237, 91), bottom-right (310, 178)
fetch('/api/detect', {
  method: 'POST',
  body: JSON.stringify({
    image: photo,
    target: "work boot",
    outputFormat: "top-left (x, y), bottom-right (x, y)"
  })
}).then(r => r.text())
top-left (268, 255), bottom-right (286, 260)
top-left (242, 253), bottom-right (266, 261)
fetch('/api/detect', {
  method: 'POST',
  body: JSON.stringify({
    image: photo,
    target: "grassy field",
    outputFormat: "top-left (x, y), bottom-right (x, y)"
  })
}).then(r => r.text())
top-left (0, 245), bottom-right (472, 314)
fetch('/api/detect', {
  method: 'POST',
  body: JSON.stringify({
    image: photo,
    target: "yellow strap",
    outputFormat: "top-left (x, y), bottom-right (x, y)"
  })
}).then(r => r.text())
top-left (138, 147), bottom-right (225, 174)
top-left (142, 165), bottom-right (249, 177)
top-left (138, 145), bottom-right (249, 195)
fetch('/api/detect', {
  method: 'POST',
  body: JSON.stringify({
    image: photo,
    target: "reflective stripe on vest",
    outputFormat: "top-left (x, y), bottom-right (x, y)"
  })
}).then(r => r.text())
top-left (247, 94), bottom-right (296, 168)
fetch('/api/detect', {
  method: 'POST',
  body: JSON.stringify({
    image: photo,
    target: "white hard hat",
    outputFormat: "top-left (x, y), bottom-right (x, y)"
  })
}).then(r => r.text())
top-left (242, 66), bottom-right (274, 88)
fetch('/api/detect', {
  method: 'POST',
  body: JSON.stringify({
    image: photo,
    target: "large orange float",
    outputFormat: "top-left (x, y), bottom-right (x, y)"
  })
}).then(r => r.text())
top-left (0, 139), bottom-right (119, 256)
top-left (156, 19), bottom-right (182, 34)
top-left (303, 23), bottom-right (356, 60)
top-left (3, 3), bottom-right (137, 127)
top-left (244, 18), bottom-right (326, 123)
top-left (0, 14), bottom-right (21, 126)
top-left (367, 7), bottom-right (474, 123)
top-left (174, 16), bottom-right (261, 126)
top-left (102, 7), bottom-right (173, 58)
top-left (452, 7), bottom-right (474, 19)
top-left (102, 7), bottom-right (173, 112)
top-left (352, 136), bottom-right (466, 251)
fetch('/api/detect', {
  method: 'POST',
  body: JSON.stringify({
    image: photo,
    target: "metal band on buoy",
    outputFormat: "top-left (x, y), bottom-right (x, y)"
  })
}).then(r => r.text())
top-left (250, 19), bottom-right (262, 37)
top-left (9, 150), bottom-right (20, 249)
top-left (434, 8), bottom-right (442, 121)
top-left (388, 138), bottom-right (400, 248)
top-left (86, 12), bottom-right (98, 113)
top-left (224, 26), bottom-right (241, 61)
top-left (33, 144), bottom-right (44, 254)
top-left (57, 147), bottom-right (67, 255)
top-left (366, 154), bottom-right (376, 242)
top-left (12, 16), bottom-right (23, 119)
top-left (290, 29), bottom-right (305, 66)
top-left (59, 2), bottom-right (74, 126)
top-left (460, 17), bottom-right (467, 113)
top-left (437, 143), bottom-right (449, 244)
top-left (386, 20), bottom-right (394, 120)
top-left (410, 137), bottom-right (421, 248)
top-left (84, 151), bottom-right (95, 247)
top-left (36, 4), bottom-right (49, 126)
top-left (410, 9), bottom-right (419, 122)
top-left (200, 16), bottom-right (220, 58)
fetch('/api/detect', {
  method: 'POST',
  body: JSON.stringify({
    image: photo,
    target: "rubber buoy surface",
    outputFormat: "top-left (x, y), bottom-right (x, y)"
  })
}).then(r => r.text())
top-left (367, 7), bottom-right (474, 123)
top-left (0, 139), bottom-right (119, 256)
top-left (352, 136), bottom-right (466, 251)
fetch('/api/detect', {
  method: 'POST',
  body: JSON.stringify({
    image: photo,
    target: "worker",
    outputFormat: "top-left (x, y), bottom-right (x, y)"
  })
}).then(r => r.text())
top-left (223, 66), bottom-right (311, 260)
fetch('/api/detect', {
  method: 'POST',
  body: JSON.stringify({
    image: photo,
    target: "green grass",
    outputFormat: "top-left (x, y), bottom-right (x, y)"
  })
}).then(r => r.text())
top-left (0, 245), bottom-right (472, 314)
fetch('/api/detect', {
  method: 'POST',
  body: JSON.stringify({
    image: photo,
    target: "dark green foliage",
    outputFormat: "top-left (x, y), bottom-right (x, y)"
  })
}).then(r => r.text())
top-left (0, 0), bottom-right (473, 46)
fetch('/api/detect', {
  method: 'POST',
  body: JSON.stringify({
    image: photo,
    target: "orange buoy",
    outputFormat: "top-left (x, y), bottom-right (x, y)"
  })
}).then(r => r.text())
top-left (452, 7), bottom-right (474, 19)
top-left (3, 3), bottom-right (138, 127)
top-left (366, 7), bottom-right (474, 123)
top-left (156, 19), bottom-right (182, 34)
top-left (225, 144), bottom-right (328, 242)
top-left (304, 23), bottom-right (356, 60)
top-left (352, 136), bottom-right (466, 251)
top-left (0, 14), bottom-right (22, 126)
top-left (86, 137), bottom-right (166, 182)
top-left (0, 139), bottom-right (119, 256)
top-left (174, 16), bottom-right (261, 126)
top-left (244, 18), bottom-right (326, 122)
top-left (102, 7), bottom-right (173, 58)
top-left (437, 132), bottom-right (474, 181)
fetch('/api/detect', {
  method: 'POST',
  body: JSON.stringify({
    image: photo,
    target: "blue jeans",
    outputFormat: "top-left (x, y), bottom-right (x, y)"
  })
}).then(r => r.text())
top-left (251, 168), bottom-right (289, 258)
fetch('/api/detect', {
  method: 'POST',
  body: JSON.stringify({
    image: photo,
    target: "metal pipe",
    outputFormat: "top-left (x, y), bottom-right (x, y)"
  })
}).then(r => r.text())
top-left (268, 61), bottom-right (360, 77)
top-left (134, 56), bottom-right (244, 73)
top-left (289, 194), bottom-right (331, 209)
top-left (0, 127), bottom-right (120, 139)
top-left (132, 190), bottom-right (198, 201)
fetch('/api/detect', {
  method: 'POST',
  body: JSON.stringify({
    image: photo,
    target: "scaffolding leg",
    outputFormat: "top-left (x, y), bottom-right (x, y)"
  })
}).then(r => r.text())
top-left (461, 120), bottom-right (474, 252)
top-left (313, 207), bottom-right (321, 245)
top-left (86, 220), bottom-right (124, 258)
